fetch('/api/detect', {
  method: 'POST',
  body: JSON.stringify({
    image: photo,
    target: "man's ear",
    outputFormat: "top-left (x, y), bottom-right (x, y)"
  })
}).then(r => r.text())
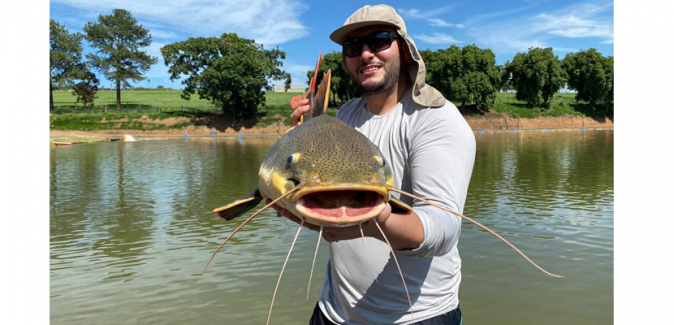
top-left (400, 39), bottom-right (412, 63)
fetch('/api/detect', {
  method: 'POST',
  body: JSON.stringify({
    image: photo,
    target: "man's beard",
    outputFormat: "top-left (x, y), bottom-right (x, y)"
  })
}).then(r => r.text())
top-left (349, 57), bottom-right (401, 97)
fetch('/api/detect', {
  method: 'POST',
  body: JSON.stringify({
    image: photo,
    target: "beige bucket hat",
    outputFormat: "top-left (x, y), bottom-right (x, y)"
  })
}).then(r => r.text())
top-left (330, 4), bottom-right (445, 108)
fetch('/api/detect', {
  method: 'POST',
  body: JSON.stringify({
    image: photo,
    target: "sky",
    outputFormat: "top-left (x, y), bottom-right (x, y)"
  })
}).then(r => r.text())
top-left (49, 0), bottom-right (614, 89)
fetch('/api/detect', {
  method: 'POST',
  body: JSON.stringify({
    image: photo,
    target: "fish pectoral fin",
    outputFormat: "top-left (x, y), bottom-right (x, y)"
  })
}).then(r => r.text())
top-left (389, 197), bottom-right (413, 214)
top-left (212, 188), bottom-right (264, 221)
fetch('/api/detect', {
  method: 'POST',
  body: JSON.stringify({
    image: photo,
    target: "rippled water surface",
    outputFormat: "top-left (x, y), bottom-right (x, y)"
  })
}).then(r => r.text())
top-left (50, 130), bottom-right (613, 325)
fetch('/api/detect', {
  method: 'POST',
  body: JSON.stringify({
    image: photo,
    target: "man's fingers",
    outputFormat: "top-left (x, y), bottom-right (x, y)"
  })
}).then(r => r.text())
top-left (284, 213), bottom-right (321, 232)
top-left (290, 99), bottom-right (311, 126)
top-left (268, 200), bottom-right (322, 232)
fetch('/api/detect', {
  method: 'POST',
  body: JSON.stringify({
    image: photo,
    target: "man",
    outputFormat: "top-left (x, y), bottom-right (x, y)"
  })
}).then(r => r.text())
top-left (275, 4), bottom-right (476, 324)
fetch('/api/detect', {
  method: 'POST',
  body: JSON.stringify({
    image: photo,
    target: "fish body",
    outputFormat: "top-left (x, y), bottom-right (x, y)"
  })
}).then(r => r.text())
top-left (259, 115), bottom-right (401, 227)
top-left (213, 114), bottom-right (411, 227)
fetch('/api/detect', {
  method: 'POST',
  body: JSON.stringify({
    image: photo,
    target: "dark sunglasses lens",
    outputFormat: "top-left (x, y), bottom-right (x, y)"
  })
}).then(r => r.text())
top-left (343, 32), bottom-right (395, 57)
top-left (343, 40), bottom-right (361, 57)
top-left (369, 34), bottom-right (393, 52)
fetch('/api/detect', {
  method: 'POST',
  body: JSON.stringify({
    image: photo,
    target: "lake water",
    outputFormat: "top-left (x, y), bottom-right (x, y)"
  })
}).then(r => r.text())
top-left (50, 129), bottom-right (613, 325)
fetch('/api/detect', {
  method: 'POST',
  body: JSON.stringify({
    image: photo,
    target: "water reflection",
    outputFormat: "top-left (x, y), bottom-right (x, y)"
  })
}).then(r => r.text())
top-left (51, 131), bottom-right (613, 325)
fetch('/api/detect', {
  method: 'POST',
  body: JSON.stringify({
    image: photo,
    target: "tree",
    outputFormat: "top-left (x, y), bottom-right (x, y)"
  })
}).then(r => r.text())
top-left (72, 69), bottom-right (100, 110)
top-left (461, 45), bottom-right (500, 111)
top-left (306, 51), bottom-right (358, 106)
top-left (504, 47), bottom-right (567, 108)
top-left (561, 48), bottom-right (614, 115)
top-left (422, 44), bottom-right (499, 112)
top-left (284, 75), bottom-right (292, 92)
top-left (50, 19), bottom-right (84, 111)
top-left (161, 33), bottom-right (290, 119)
top-left (84, 9), bottom-right (157, 110)
top-left (422, 45), bottom-right (464, 105)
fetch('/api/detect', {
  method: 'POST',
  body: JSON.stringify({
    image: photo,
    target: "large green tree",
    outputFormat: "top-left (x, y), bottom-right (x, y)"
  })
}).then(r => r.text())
top-left (561, 48), bottom-right (614, 115)
top-left (504, 47), bottom-right (567, 108)
top-left (50, 19), bottom-right (84, 111)
top-left (161, 33), bottom-right (290, 119)
top-left (306, 51), bottom-right (358, 106)
top-left (422, 44), bottom-right (499, 112)
top-left (83, 9), bottom-right (157, 110)
top-left (461, 44), bottom-right (501, 111)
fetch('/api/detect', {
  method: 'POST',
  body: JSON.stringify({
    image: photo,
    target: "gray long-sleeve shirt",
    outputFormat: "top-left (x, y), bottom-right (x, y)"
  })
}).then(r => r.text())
top-left (318, 89), bottom-right (476, 324)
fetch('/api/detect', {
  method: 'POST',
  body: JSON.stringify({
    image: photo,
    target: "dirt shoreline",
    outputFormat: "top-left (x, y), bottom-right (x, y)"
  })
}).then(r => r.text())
top-left (50, 115), bottom-right (614, 142)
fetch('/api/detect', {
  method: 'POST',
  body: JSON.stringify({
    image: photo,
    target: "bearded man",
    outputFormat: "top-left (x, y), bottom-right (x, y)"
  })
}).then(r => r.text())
top-left (278, 5), bottom-right (476, 324)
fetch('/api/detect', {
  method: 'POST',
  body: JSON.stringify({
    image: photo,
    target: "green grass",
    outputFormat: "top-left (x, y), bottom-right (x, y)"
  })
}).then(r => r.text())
top-left (51, 89), bottom-right (303, 113)
top-left (51, 90), bottom-right (604, 131)
top-left (491, 93), bottom-right (585, 118)
top-left (49, 111), bottom-right (194, 131)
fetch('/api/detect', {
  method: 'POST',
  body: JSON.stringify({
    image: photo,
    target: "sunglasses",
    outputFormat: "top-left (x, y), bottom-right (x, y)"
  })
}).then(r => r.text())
top-left (342, 31), bottom-right (398, 58)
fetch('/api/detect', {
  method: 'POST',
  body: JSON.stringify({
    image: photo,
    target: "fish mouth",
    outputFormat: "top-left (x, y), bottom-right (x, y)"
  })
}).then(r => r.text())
top-left (295, 190), bottom-right (386, 227)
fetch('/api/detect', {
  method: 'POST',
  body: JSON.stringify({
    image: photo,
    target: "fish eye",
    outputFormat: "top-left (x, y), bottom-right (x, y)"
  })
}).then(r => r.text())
top-left (287, 153), bottom-right (300, 165)
top-left (374, 156), bottom-right (386, 167)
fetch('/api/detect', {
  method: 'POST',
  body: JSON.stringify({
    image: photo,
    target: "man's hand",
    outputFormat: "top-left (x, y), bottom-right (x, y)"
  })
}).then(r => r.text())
top-left (290, 98), bottom-right (311, 126)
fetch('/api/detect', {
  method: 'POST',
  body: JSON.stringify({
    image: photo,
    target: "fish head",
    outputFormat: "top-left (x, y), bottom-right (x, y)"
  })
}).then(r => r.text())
top-left (259, 115), bottom-right (395, 227)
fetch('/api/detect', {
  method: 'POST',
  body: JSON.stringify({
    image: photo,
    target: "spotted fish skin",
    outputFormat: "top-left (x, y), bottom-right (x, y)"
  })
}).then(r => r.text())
top-left (256, 115), bottom-right (396, 226)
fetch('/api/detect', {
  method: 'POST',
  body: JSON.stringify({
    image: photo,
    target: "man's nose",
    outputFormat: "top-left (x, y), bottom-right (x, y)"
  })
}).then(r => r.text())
top-left (360, 43), bottom-right (375, 59)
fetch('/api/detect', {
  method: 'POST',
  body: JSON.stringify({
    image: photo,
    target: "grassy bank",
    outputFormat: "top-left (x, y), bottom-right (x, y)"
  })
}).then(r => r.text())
top-left (51, 90), bottom-right (304, 131)
top-left (51, 90), bottom-right (600, 131)
top-left (491, 92), bottom-right (586, 118)
top-left (52, 89), bottom-right (298, 112)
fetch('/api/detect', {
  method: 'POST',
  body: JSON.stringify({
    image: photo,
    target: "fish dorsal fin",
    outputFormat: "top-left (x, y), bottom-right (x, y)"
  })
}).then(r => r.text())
top-left (308, 51), bottom-right (322, 94)
top-left (311, 69), bottom-right (331, 118)
top-left (299, 52), bottom-right (328, 122)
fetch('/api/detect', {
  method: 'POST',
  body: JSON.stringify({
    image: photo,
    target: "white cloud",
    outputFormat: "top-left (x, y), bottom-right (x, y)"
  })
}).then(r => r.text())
top-left (427, 18), bottom-right (453, 27)
top-left (414, 33), bottom-right (462, 45)
top-left (465, 0), bottom-right (613, 54)
top-left (398, 6), bottom-right (461, 29)
top-left (398, 8), bottom-right (424, 19)
top-left (455, 24), bottom-right (465, 29)
top-left (534, 13), bottom-right (613, 41)
top-left (150, 29), bottom-right (178, 40)
top-left (51, 0), bottom-right (310, 46)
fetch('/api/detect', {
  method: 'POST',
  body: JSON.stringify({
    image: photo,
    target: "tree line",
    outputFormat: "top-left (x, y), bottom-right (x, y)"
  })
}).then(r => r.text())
top-left (308, 46), bottom-right (614, 116)
top-left (51, 8), bottom-right (613, 118)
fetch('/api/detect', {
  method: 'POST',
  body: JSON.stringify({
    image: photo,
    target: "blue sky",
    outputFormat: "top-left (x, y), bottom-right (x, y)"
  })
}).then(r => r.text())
top-left (50, 0), bottom-right (614, 89)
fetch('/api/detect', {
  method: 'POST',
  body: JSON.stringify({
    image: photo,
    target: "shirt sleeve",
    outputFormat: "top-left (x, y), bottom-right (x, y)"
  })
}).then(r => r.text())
top-left (396, 102), bottom-right (476, 258)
